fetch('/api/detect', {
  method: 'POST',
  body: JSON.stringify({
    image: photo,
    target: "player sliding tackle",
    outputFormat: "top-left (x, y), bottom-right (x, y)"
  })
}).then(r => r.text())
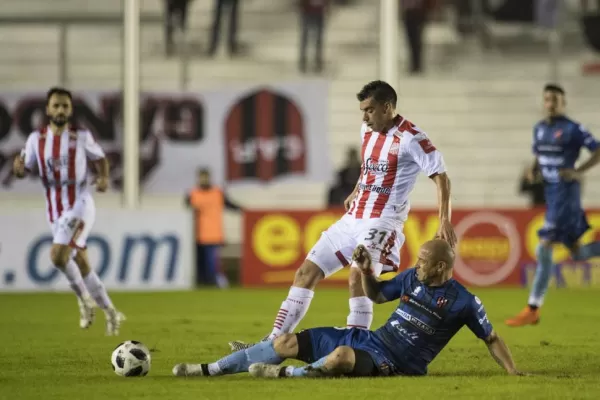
top-left (230, 80), bottom-right (456, 351)
top-left (506, 84), bottom-right (600, 327)
top-left (173, 240), bottom-right (525, 378)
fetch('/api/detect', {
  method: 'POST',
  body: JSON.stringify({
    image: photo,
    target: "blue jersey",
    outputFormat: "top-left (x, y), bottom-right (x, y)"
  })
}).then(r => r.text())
top-left (373, 268), bottom-right (492, 375)
top-left (532, 116), bottom-right (599, 246)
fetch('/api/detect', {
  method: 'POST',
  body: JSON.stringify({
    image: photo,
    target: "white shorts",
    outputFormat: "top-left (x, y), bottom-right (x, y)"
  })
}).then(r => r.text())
top-left (49, 194), bottom-right (95, 249)
top-left (306, 214), bottom-right (406, 278)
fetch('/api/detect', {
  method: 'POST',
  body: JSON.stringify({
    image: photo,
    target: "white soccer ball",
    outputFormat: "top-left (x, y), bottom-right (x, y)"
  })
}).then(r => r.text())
top-left (111, 340), bottom-right (151, 377)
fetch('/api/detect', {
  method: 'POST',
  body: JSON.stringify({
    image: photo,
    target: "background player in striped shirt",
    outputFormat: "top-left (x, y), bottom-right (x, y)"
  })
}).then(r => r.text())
top-left (12, 87), bottom-right (125, 335)
top-left (229, 80), bottom-right (456, 351)
top-left (173, 240), bottom-right (524, 378)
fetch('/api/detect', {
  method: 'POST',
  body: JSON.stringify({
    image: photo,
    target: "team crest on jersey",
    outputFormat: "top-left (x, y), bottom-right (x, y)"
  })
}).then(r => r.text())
top-left (436, 297), bottom-right (448, 308)
top-left (389, 141), bottom-right (400, 155)
top-left (554, 129), bottom-right (562, 139)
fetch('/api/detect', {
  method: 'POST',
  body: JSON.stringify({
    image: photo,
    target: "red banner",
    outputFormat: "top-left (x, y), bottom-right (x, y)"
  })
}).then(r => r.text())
top-left (241, 208), bottom-right (600, 287)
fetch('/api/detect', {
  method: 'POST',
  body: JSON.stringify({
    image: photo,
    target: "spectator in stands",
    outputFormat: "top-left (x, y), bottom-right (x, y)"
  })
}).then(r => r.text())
top-left (328, 169), bottom-right (355, 207)
top-left (164, 0), bottom-right (193, 56)
top-left (208, 0), bottom-right (240, 57)
top-left (299, 0), bottom-right (330, 73)
top-left (534, 0), bottom-right (559, 29)
top-left (518, 164), bottom-right (545, 208)
top-left (186, 168), bottom-right (241, 288)
top-left (401, 0), bottom-right (436, 74)
top-left (327, 148), bottom-right (361, 207)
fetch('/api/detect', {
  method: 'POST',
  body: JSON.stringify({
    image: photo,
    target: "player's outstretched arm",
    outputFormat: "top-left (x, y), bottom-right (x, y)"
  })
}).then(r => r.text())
top-left (484, 331), bottom-right (526, 376)
top-left (352, 245), bottom-right (388, 304)
top-left (430, 172), bottom-right (456, 247)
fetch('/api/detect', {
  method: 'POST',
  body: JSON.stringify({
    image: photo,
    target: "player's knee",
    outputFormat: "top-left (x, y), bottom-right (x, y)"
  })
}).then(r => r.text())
top-left (74, 251), bottom-right (91, 276)
top-left (536, 242), bottom-right (553, 261)
top-left (273, 333), bottom-right (298, 358)
top-left (329, 346), bottom-right (355, 372)
top-left (50, 245), bottom-right (70, 269)
top-left (293, 260), bottom-right (324, 289)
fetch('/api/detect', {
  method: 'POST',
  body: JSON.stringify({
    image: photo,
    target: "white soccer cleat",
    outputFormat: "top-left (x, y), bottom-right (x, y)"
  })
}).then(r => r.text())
top-left (78, 296), bottom-right (96, 329)
top-left (228, 340), bottom-right (254, 352)
top-left (105, 309), bottom-right (126, 336)
top-left (228, 335), bottom-right (270, 352)
top-left (172, 363), bottom-right (206, 377)
top-left (249, 363), bottom-right (284, 378)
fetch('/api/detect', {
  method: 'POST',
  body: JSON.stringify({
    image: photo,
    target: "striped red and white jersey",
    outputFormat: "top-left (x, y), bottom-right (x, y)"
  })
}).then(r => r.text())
top-left (347, 115), bottom-right (446, 219)
top-left (22, 126), bottom-right (105, 223)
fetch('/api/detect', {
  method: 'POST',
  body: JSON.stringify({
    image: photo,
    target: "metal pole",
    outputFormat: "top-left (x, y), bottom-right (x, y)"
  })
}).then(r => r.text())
top-left (180, 30), bottom-right (189, 91)
top-left (548, 0), bottom-right (563, 83)
top-left (379, 0), bottom-right (398, 87)
top-left (123, 0), bottom-right (140, 208)
top-left (548, 29), bottom-right (561, 83)
top-left (58, 24), bottom-right (68, 86)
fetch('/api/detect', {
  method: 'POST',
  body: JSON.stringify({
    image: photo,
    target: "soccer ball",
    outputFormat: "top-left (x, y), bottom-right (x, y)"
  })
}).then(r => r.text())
top-left (111, 340), bottom-right (151, 377)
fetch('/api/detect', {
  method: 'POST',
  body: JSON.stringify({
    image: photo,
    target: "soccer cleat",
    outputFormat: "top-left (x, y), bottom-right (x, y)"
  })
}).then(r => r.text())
top-left (78, 295), bottom-right (96, 329)
top-left (505, 307), bottom-right (540, 327)
top-left (105, 309), bottom-right (126, 336)
top-left (228, 340), bottom-right (254, 352)
top-left (228, 335), bottom-right (269, 352)
top-left (172, 363), bottom-right (206, 377)
top-left (249, 363), bottom-right (284, 378)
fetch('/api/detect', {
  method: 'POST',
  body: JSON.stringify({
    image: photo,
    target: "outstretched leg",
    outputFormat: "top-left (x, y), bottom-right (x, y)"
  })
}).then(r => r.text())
top-left (173, 333), bottom-right (298, 377)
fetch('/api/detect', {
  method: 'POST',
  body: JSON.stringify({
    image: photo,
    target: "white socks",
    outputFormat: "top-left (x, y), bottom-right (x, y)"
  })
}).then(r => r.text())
top-left (83, 271), bottom-right (114, 310)
top-left (346, 296), bottom-right (373, 329)
top-left (63, 260), bottom-right (89, 300)
top-left (267, 286), bottom-right (314, 340)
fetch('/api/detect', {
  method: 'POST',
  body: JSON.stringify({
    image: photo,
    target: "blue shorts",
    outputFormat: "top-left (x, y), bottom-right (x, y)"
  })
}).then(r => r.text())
top-left (538, 210), bottom-right (590, 248)
top-left (301, 327), bottom-right (397, 376)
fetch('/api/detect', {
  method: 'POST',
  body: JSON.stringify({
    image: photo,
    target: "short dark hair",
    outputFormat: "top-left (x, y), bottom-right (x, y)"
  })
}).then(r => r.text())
top-left (197, 167), bottom-right (210, 175)
top-left (46, 87), bottom-right (73, 104)
top-left (544, 83), bottom-right (565, 96)
top-left (356, 80), bottom-right (397, 107)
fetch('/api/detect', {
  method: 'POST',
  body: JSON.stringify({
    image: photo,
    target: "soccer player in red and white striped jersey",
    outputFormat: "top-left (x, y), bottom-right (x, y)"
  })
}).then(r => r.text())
top-left (12, 87), bottom-right (125, 335)
top-left (229, 80), bottom-right (456, 351)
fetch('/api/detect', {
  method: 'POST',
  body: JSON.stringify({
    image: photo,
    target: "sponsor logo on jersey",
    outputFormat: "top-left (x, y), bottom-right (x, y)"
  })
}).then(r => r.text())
top-left (401, 293), bottom-right (444, 320)
top-left (538, 155), bottom-right (565, 166)
top-left (396, 309), bottom-right (435, 335)
top-left (363, 157), bottom-right (389, 175)
top-left (358, 183), bottom-right (391, 195)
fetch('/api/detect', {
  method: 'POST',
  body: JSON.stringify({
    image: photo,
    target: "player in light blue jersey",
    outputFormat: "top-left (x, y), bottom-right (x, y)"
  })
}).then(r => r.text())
top-left (172, 240), bottom-right (524, 378)
top-left (506, 84), bottom-right (600, 327)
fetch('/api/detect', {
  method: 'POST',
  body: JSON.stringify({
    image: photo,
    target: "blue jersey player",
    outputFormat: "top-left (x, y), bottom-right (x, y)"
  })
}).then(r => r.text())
top-left (506, 84), bottom-right (600, 327)
top-left (172, 240), bottom-right (524, 378)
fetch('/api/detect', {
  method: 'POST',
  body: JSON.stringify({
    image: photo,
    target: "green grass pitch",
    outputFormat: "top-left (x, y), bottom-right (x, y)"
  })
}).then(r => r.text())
top-left (1, 288), bottom-right (599, 400)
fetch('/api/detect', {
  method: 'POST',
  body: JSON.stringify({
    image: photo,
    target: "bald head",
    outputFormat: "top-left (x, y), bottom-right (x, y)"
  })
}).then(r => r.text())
top-left (421, 239), bottom-right (455, 268)
top-left (414, 240), bottom-right (455, 285)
